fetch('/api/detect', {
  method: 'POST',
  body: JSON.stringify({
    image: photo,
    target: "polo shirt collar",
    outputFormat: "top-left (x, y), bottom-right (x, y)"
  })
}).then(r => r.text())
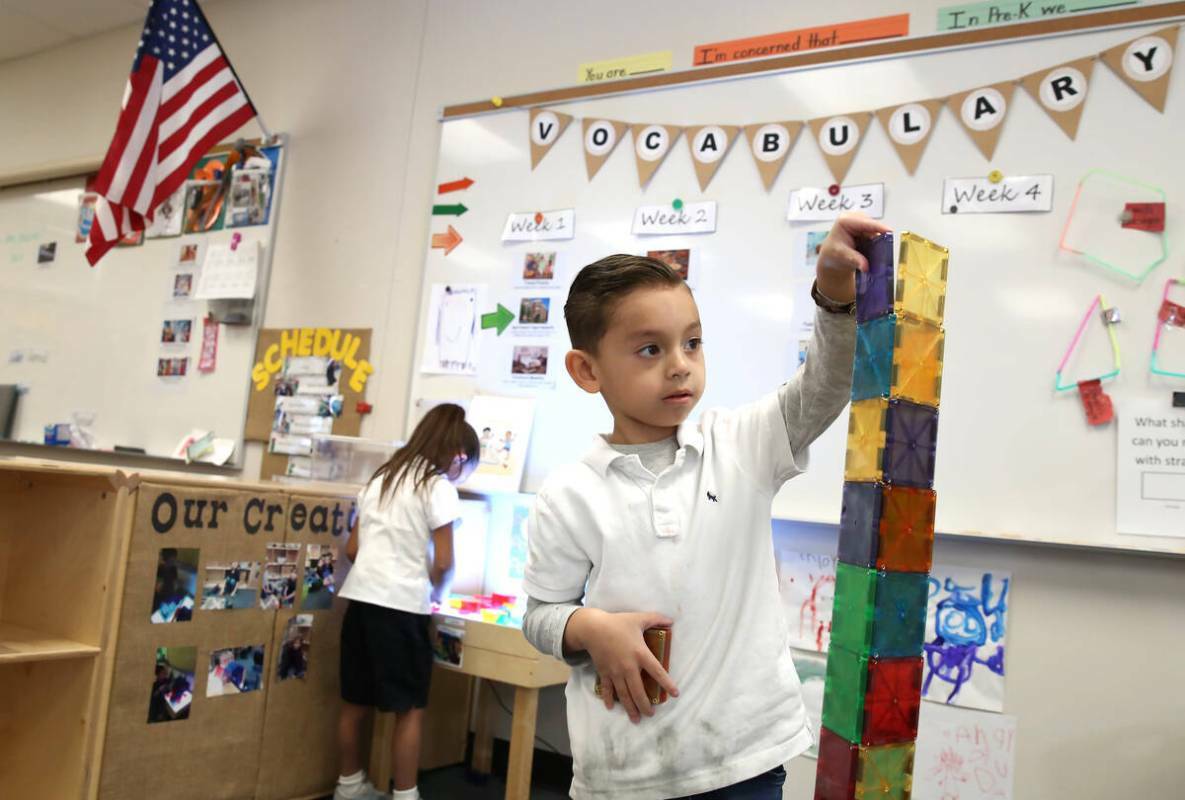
top-left (581, 421), bottom-right (704, 478)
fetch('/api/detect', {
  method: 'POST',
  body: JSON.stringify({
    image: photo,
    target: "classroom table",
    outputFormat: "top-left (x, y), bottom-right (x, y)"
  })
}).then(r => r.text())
top-left (370, 613), bottom-right (570, 800)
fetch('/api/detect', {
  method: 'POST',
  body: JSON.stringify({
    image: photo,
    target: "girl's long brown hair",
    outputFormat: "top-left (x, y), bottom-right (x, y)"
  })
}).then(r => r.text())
top-left (371, 403), bottom-right (480, 502)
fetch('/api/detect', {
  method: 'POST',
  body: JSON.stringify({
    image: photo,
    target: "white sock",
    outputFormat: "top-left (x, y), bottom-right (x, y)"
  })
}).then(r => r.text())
top-left (392, 787), bottom-right (419, 800)
top-left (336, 771), bottom-right (368, 797)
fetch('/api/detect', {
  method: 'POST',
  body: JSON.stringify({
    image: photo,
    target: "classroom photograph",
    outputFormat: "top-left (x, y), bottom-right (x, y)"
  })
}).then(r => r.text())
top-left (2, 1), bottom-right (1184, 799)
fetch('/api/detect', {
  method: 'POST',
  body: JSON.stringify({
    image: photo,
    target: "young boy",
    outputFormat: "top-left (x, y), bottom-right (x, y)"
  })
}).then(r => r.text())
top-left (522, 213), bottom-right (890, 799)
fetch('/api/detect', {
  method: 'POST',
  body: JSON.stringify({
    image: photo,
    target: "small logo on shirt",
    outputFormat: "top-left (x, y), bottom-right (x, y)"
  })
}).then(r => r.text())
top-left (706, 491), bottom-right (718, 503)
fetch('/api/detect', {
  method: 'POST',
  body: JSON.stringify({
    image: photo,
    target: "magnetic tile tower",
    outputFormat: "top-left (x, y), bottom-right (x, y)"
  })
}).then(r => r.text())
top-left (814, 231), bottom-right (949, 800)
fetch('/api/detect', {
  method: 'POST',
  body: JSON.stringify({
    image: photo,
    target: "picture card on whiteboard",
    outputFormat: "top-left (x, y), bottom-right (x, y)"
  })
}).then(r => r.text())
top-left (516, 251), bottom-right (562, 288)
top-left (645, 248), bottom-right (698, 287)
top-left (632, 201), bottom-right (717, 235)
top-left (787, 183), bottom-right (884, 222)
top-left (465, 394), bottom-right (535, 493)
top-left (943, 174), bottom-right (1053, 214)
top-left (502, 209), bottom-right (575, 242)
top-left (421, 283), bottom-right (484, 375)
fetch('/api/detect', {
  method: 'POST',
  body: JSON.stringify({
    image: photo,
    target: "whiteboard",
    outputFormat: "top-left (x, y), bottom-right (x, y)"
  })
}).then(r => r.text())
top-left (0, 144), bottom-right (286, 464)
top-left (409, 23), bottom-right (1185, 555)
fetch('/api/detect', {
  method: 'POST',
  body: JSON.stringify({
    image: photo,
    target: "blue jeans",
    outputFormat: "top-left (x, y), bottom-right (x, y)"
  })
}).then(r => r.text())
top-left (672, 765), bottom-right (787, 799)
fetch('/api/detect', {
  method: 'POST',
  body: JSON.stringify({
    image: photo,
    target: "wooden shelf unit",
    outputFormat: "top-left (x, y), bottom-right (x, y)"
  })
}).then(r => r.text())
top-left (0, 459), bottom-right (135, 800)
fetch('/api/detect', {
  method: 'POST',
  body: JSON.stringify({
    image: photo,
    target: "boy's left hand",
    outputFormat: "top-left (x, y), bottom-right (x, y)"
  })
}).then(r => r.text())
top-left (815, 212), bottom-right (893, 304)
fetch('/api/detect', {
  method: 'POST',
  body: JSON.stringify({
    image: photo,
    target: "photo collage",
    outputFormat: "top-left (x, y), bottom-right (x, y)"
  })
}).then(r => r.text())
top-left (144, 536), bottom-right (327, 723)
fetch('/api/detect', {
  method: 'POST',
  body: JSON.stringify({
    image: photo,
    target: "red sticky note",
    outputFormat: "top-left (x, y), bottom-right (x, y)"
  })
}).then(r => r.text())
top-left (1078, 379), bottom-right (1114, 426)
top-left (1159, 299), bottom-right (1185, 327)
top-left (1122, 202), bottom-right (1165, 232)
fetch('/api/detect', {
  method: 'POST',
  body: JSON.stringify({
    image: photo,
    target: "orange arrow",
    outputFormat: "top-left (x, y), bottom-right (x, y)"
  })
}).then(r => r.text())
top-left (438, 177), bottom-right (474, 194)
top-left (431, 225), bottom-right (462, 256)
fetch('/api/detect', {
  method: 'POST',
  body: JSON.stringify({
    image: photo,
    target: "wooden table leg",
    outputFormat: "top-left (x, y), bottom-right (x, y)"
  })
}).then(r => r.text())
top-left (369, 711), bottom-right (395, 793)
top-left (504, 686), bottom-right (539, 800)
top-left (471, 678), bottom-right (496, 775)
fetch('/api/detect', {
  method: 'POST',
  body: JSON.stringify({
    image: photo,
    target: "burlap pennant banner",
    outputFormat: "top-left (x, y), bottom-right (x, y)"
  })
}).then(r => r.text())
top-left (1100, 25), bottom-right (1179, 113)
top-left (529, 108), bottom-right (574, 169)
top-left (808, 112), bottom-right (873, 184)
top-left (1020, 57), bottom-right (1095, 140)
top-left (949, 81), bottom-right (1016, 160)
top-left (631, 124), bottom-right (684, 188)
top-left (686, 125), bottom-right (740, 191)
top-left (874, 99), bottom-right (944, 175)
top-left (742, 121), bottom-right (804, 191)
top-left (582, 118), bottom-right (629, 180)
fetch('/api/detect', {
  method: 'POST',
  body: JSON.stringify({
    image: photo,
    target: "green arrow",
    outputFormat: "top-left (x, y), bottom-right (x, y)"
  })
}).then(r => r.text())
top-left (481, 304), bottom-right (515, 335)
top-left (432, 203), bottom-right (468, 216)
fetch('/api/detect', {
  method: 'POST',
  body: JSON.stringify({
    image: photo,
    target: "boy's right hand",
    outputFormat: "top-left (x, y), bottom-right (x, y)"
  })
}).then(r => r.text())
top-left (564, 608), bottom-right (679, 723)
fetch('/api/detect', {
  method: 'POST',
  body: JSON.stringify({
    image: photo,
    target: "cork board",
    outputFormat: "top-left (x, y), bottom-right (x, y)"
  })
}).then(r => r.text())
top-left (244, 328), bottom-right (372, 442)
top-left (98, 483), bottom-right (290, 800)
top-left (255, 491), bottom-right (356, 800)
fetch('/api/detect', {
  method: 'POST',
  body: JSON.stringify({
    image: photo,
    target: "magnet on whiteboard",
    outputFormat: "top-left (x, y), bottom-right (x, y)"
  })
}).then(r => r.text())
top-left (988, 170), bottom-right (1004, 184)
top-left (673, 198), bottom-right (683, 210)
top-left (230, 232), bottom-right (242, 251)
top-left (356, 401), bottom-right (373, 414)
top-left (491, 96), bottom-right (504, 107)
top-left (1173, 392), bottom-right (1185, 408)
top-left (534, 212), bottom-right (544, 224)
top-left (828, 184), bottom-right (840, 196)
top-left (1100, 307), bottom-right (1122, 325)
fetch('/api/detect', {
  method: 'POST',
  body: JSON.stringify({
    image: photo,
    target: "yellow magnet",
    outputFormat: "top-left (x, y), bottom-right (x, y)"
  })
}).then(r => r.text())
top-left (491, 96), bottom-right (504, 107)
top-left (988, 169), bottom-right (1003, 184)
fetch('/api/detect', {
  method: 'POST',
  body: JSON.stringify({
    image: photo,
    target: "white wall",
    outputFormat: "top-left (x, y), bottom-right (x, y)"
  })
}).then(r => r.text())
top-left (2, 2), bottom-right (1184, 798)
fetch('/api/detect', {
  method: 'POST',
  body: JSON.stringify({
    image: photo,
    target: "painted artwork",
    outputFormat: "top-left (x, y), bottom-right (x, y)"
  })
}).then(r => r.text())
top-left (914, 702), bottom-right (1017, 800)
top-left (792, 649), bottom-right (828, 758)
top-left (464, 394), bottom-right (535, 493)
top-left (922, 566), bottom-right (1011, 712)
top-left (776, 549), bottom-right (836, 653)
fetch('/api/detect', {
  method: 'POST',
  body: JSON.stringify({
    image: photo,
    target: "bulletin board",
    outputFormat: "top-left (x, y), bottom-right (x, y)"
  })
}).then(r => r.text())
top-left (97, 481), bottom-right (355, 800)
top-left (0, 139), bottom-right (287, 465)
top-left (409, 17), bottom-right (1185, 555)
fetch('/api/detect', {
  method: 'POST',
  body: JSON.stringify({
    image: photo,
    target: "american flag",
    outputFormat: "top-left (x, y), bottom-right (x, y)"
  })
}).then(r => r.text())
top-left (86, 0), bottom-right (257, 265)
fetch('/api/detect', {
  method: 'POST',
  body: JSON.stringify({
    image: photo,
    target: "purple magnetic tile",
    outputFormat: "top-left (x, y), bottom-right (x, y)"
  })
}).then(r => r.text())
top-left (857, 232), bottom-right (895, 323)
top-left (838, 482), bottom-right (883, 568)
top-left (883, 400), bottom-right (938, 488)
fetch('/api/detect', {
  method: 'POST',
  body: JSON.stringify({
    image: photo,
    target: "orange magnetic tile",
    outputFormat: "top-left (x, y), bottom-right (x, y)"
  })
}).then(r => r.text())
top-left (876, 485), bottom-right (936, 573)
top-left (891, 316), bottom-right (944, 407)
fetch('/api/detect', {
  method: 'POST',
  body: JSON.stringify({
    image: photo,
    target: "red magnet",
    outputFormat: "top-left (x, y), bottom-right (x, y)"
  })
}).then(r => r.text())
top-left (1078, 379), bottom-right (1114, 426)
top-left (534, 211), bottom-right (544, 224)
top-left (355, 401), bottom-right (373, 414)
top-left (828, 184), bottom-right (841, 196)
top-left (1159, 299), bottom-right (1185, 327)
top-left (1121, 202), bottom-right (1165, 232)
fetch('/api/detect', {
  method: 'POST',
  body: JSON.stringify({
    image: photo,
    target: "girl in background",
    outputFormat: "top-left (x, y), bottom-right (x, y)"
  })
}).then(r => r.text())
top-left (333, 404), bottom-right (479, 800)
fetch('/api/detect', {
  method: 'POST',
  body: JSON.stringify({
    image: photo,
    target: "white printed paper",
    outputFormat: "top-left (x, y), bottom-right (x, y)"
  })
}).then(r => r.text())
top-left (501, 209), bottom-right (575, 242)
top-left (942, 175), bottom-right (1053, 214)
top-left (421, 283), bottom-right (485, 375)
top-left (914, 703), bottom-right (1017, 800)
top-left (787, 183), bottom-right (884, 222)
top-left (631, 201), bottom-right (717, 235)
top-left (1117, 398), bottom-right (1185, 538)
top-left (194, 242), bottom-right (259, 299)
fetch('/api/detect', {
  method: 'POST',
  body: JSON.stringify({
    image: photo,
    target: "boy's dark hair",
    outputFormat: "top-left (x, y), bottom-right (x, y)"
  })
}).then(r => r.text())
top-left (564, 254), bottom-right (685, 352)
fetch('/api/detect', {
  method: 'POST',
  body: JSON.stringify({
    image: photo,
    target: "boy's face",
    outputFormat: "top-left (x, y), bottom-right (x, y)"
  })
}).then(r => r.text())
top-left (567, 284), bottom-right (705, 439)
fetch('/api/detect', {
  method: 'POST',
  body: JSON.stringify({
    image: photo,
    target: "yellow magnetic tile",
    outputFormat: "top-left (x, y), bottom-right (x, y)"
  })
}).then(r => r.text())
top-left (895, 231), bottom-right (949, 326)
top-left (846, 398), bottom-right (888, 482)
top-left (891, 316), bottom-right (945, 407)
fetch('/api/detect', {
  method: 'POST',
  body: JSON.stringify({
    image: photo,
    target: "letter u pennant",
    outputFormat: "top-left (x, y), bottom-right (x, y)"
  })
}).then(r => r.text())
top-left (815, 231), bottom-right (950, 800)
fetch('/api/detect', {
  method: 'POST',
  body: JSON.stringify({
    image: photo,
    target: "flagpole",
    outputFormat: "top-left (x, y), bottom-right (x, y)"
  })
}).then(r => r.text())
top-left (190, 0), bottom-right (276, 145)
